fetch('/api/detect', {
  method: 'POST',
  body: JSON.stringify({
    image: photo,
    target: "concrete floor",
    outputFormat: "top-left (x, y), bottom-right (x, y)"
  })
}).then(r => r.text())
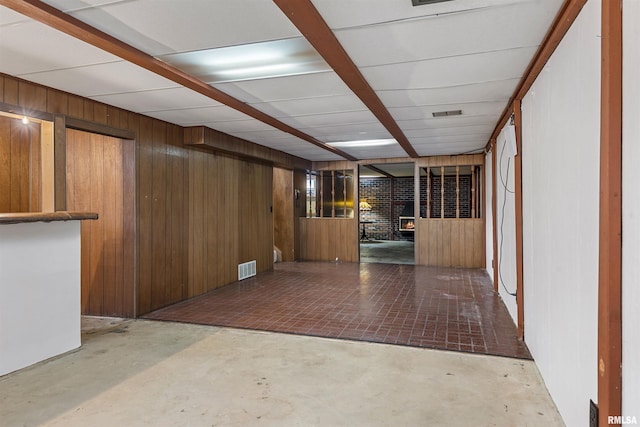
top-left (360, 240), bottom-right (415, 264)
top-left (0, 317), bottom-right (564, 426)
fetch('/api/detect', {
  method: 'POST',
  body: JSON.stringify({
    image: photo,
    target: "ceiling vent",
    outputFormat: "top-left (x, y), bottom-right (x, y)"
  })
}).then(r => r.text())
top-left (432, 110), bottom-right (462, 117)
top-left (411, 0), bottom-right (454, 6)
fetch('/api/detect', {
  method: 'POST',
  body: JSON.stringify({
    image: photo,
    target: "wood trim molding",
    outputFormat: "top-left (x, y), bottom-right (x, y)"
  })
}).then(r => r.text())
top-left (0, 101), bottom-right (54, 121)
top-left (513, 100), bottom-right (524, 340)
top-left (0, 0), bottom-right (356, 161)
top-left (598, 0), bottom-right (623, 423)
top-left (185, 126), bottom-right (312, 171)
top-left (273, 0), bottom-right (419, 159)
top-left (53, 114), bottom-right (66, 211)
top-left (485, 0), bottom-right (588, 152)
top-left (490, 139), bottom-right (499, 293)
top-left (66, 116), bottom-right (136, 140)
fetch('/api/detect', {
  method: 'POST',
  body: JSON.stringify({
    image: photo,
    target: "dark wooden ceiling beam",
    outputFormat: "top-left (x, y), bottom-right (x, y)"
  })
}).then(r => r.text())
top-left (274, 0), bottom-right (420, 159)
top-left (485, 0), bottom-right (588, 151)
top-left (0, 0), bottom-right (357, 161)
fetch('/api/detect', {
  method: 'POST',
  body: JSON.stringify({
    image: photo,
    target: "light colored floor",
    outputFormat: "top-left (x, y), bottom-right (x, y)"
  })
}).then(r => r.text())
top-left (0, 317), bottom-right (564, 427)
top-left (360, 239), bottom-right (415, 264)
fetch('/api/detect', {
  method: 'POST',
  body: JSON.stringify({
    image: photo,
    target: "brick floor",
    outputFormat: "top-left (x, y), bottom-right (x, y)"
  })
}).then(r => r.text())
top-left (144, 262), bottom-right (531, 359)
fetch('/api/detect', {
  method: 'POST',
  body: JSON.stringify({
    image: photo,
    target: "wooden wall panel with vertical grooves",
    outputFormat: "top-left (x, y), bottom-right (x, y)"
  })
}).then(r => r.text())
top-left (297, 218), bottom-right (358, 262)
top-left (65, 129), bottom-right (135, 316)
top-left (416, 218), bottom-right (483, 268)
top-left (2, 73), bottom-right (281, 316)
top-left (0, 115), bottom-right (41, 213)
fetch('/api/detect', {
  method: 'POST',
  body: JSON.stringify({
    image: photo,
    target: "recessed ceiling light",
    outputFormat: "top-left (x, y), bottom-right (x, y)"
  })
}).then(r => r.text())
top-left (327, 139), bottom-right (397, 148)
top-left (432, 110), bottom-right (462, 117)
top-left (160, 38), bottom-right (330, 83)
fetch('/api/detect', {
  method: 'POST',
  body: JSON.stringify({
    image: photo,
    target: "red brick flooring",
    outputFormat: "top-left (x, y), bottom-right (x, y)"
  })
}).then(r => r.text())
top-left (144, 262), bottom-right (531, 359)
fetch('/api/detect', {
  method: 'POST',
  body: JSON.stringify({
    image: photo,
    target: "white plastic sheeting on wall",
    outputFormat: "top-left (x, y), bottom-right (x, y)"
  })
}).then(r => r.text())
top-left (622, 0), bottom-right (640, 417)
top-left (520, 1), bottom-right (600, 426)
top-left (494, 123), bottom-right (518, 323)
top-left (485, 149), bottom-right (494, 282)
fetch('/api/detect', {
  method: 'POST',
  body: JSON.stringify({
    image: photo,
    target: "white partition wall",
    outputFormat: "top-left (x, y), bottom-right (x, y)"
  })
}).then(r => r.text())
top-left (520, 1), bottom-right (600, 426)
top-left (0, 221), bottom-right (82, 376)
top-left (494, 124), bottom-right (518, 323)
top-left (622, 0), bottom-right (640, 416)
top-left (484, 150), bottom-right (494, 283)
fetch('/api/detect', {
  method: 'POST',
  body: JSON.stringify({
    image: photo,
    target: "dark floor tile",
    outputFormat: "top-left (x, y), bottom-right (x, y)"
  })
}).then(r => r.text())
top-left (143, 262), bottom-right (531, 359)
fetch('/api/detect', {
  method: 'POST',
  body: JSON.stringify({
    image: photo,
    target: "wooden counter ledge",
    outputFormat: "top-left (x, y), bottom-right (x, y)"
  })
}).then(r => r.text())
top-left (0, 212), bottom-right (98, 225)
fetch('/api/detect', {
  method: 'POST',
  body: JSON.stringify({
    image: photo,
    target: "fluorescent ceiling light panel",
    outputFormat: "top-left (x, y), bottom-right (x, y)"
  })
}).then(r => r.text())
top-left (327, 139), bottom-right (397, 147)
top-left (159, 38), bottom-right (330, 83)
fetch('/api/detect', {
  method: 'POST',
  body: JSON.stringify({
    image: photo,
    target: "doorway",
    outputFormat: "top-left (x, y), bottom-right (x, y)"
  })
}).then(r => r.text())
top-left (359, 163), bottom-right (415, 265)
top-left (65, 129), bottom-right (135, 317)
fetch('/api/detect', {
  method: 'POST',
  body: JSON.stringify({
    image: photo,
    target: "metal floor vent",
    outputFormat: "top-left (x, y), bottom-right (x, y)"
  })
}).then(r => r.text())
top-left (238, 260), bottom-right (257, 281)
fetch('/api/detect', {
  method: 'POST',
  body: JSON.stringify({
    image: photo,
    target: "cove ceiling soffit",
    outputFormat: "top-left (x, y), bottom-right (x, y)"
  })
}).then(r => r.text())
top-left (0, 0), bottom-right (564, 162)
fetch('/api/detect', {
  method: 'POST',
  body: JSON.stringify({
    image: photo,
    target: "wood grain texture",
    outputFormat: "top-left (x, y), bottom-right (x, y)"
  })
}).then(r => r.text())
top-left (416, 219), bottom-right (484, 268)
top-left (297, 218), bottom-right (358, 262)
top-left (3, 72), bottom-right (288, 317)
top-left (273, 167), bottom-right (295, 262)
top-left (66, 129), bottom-right (134, 317)
top-left (0, 115), bottom-right (41, 213)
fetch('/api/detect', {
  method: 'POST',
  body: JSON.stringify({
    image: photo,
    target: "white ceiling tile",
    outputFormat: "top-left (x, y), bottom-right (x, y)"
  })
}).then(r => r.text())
top-left (333, 1), bottom-right (562, 67)
top-left (376, 79), bottom-right (518, 109)
top-left (312, 130), bottom-right (393, 144)
top-left (203, 119), bottom-right (279, 134)
top-left (214, 72), bottom-right (352, 103)
top-left (0, 20), bottom-right (119, 76)
top-left (389, 101), bottom-right (505, 121)
top-left (396, 115), bottom-right (497, 130)
top-left (278, 110), bottom-right (379, 129)
top-left (404, 124), bottom-right (495, 138)
top-left (311, 0), bottom-right (535, 29)
top-left (91, 87), bottom-right (222, 113)
top-left (361, 46), bottom-right (538, 90)
top-left (146, 105), bottom-right (252, 126)
top-left (338, 144), bottom-right (409, 160)
top-left (0, 5), bottom-right (30, 25)
top-left (43, 0), bottom-right (302, 55)
top-left (304, 122), bottom-right (387, 137)
top-left (414, 142), bottom-right (486, 157)
top-left (252, 94), bottom-right (367, 118)
top-left (17, 61), bottom-right (178, 97)
top-left (410, 134), bottom-right (488, 146)
top-left (279, 147), bottom-right (345, 161)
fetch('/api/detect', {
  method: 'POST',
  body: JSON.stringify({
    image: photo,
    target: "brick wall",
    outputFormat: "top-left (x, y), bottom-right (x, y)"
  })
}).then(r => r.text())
top-left (359, 177), bottom-right (417, 241)
top-left (429, 174), bottom-right (471, 218)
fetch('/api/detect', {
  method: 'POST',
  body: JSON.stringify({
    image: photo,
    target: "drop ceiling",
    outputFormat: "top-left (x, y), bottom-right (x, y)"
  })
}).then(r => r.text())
top-left (0, 0), bottom-right (564, 162)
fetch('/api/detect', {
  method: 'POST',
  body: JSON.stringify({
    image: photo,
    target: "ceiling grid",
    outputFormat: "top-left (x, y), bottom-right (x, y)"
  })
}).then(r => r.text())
top-left (0, 0), bottom-right (564, 162)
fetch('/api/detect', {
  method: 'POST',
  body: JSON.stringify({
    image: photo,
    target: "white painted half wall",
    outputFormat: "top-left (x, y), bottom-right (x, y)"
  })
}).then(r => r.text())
top-left (622, 0), bottom-right (640, 416)
top-left (520, 1), bottom-right (600, 426)
top-left (0, 221), bottom-right (82, 376)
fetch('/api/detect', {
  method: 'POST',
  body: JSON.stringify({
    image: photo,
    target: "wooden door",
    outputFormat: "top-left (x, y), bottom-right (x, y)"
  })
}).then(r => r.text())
top-left (65, 129), bottom-right (135, 317)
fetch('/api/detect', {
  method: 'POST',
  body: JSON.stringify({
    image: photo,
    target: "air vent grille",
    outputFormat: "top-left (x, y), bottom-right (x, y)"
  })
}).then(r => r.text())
top-left (432, 110), bottom-right (462, 117)
top-left (238, 260), bottom-right (257, 281)
top-left (412, 0), bottom-right (454, 6)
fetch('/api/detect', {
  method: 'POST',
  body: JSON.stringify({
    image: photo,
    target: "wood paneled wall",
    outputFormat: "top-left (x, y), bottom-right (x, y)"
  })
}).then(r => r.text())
top-left (188, 151), bottom-right (273, 295)
top-left (0, 115), bottom-right (41, 213)
top-left (1, 73), bottom-right (277, 316)
top-left (298, 218), bottom-right (358, 262)
top-left (416, 218), bottom-right (484, 268)
top-left (273, 167), bottom-right (295, 262)
top-left (66, 129), bottom-right (135, 317)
